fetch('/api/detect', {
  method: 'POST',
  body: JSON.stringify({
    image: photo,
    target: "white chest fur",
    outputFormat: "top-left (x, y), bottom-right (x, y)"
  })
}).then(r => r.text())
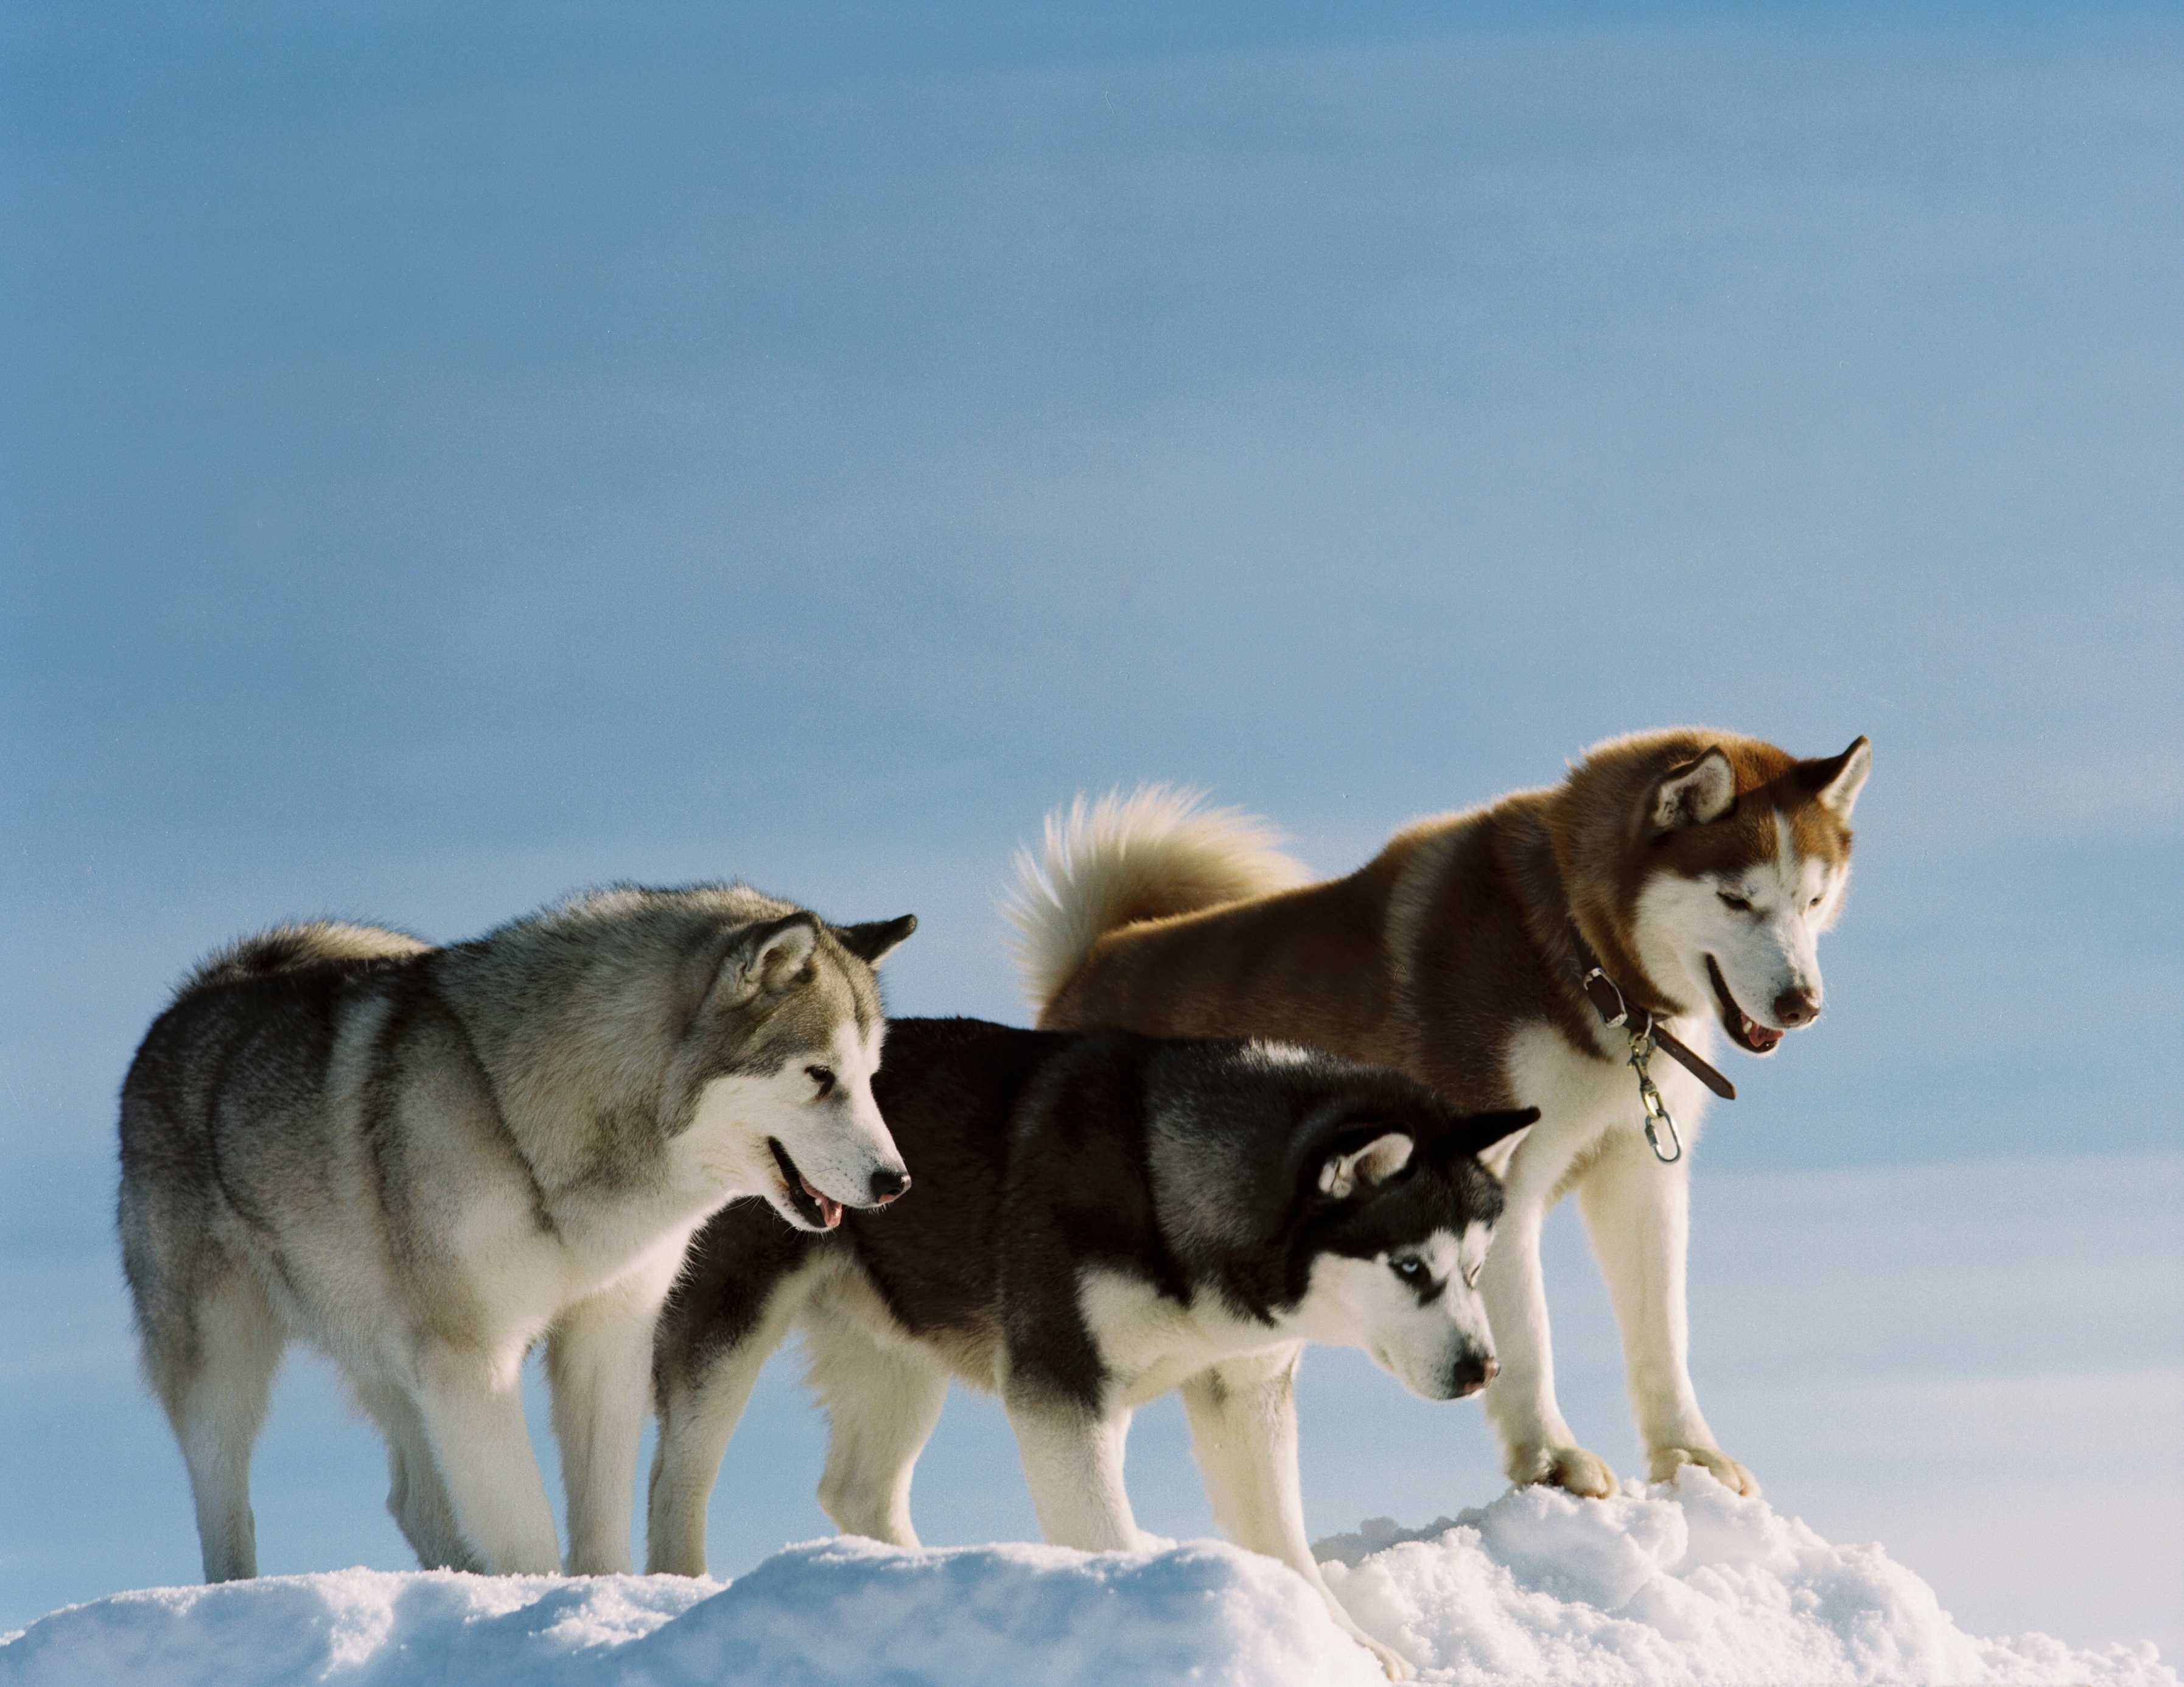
top-left (1496, 1016), bottom-right (1716, 1201)
top-left (1075, 1270), bottom-right (1295, 1409)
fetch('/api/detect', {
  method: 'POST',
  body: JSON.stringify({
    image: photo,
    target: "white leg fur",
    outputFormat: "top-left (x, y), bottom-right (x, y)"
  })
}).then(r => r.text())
top-left (1477, 1130), bottom-right (1618, 1498)
top-left (548, 1280), bottom-right (666, 1574)
top-left (170, 1273), bottom-right (286, 1583)
top-left (354, 1377), bottom-right (477, 1571)
top-left (410, 1343), bottom-right (562, 1575)
top-left (807, 1321), bottom-right (950, 1546)
top-left (1181, 1350), bottom-right (1415, 1682)
top-left (1004, 1392), bottom-right (1139, 1552)
top-left (645, 1277), bottom-right (811, 1576)
top-left (1575, 1135), bottom-right (1756, 1495)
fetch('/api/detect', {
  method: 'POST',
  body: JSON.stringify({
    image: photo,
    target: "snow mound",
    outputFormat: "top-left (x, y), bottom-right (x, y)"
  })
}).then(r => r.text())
top-left (0, 1537), bottom-right (1384, 1687)
top-left (1, 1475), bottom-right (2169, 1687)
top-left (1317, 1468), bottom-right (2175, 1685)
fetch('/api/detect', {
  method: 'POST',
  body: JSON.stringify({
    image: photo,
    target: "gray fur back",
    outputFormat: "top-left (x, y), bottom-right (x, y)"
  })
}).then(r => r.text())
top-left (175, 920), bottom-right (433, 996)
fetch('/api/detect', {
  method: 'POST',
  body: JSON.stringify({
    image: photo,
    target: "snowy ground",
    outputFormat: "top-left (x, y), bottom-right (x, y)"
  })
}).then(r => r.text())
top-left (2, 1472), bottom-right (2171, 1687)
top-left (4, 1154), bottom-right (2179, 1668)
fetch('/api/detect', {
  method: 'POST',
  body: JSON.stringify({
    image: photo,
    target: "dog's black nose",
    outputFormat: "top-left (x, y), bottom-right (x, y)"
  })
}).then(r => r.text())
top-left (1445, 1353), bottom-right (1497, 1399)
top-left (1772, 988), bottom-right (1820, 1029)
top-left (868, 1167), bottom-right (911, 1206)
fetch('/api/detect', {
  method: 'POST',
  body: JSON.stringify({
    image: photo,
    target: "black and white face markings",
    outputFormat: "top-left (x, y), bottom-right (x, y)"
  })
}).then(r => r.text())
top-left (1287, 1106), bottom-right (1525, 1403)
top-left (1385, 1218), bottom-right (1494, 1303)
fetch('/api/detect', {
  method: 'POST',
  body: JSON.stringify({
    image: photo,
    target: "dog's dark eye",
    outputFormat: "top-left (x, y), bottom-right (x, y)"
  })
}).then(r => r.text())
top-left (1808, 895), bottom-right (1823, 910)
top-left (1390, 1257), bottom-right (1425, 1282)
top-left (1716, 891), bottom-right (1752, 912)
top-left (805, 1066), bottom-right (836, 1099)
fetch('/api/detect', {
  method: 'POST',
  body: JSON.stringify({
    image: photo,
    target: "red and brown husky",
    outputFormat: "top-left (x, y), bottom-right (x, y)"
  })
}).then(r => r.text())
top-left (1007, 728), bottom-right (1869, 1499)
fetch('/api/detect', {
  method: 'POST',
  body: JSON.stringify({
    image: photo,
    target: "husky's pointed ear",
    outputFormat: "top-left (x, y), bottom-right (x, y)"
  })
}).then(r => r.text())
top-left (1456, 1107), bottom-right (1539, 1156)
top-left (723, 912), bottom-right (820, 1002)
top-left (1807, 736), bottom-right (1871, 821)
top-left (1650, 747), bottom-right (1737, 832)
top-left (833, 913), bottom-right (917, 966)
top-left (1315, 1130), bottom-right (1415, 1201)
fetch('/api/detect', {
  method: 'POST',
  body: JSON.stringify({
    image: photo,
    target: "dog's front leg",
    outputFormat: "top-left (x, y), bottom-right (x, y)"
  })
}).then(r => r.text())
top-left (549, 1276), bottom-right (669, 1574)
top-left (1575, 1133), bottom-right (1756, 1497)
top-left (1181, 1348), bottom-right (1415, 1682)
top-left (1003, 1387), bottom-right (1140, 1552)
top-left (410, 1341), bottom-right (562, 1574)
top-left (1478, 1138), bottom-right (1617, 1498)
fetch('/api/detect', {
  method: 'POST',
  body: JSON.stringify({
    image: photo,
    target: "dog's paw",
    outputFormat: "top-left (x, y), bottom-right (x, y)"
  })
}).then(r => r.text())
top-left (1355, 1631), bottom-right (1416, 1681)
top-left (1507, 1441), bottom-right (1619, 1498)
top-left (1648, 1443), bottom-right (1760, 1497)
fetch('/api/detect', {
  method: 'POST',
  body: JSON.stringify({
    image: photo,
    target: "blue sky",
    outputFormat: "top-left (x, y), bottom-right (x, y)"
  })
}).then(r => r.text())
top-left (3, 0), bottom-right (2178, 1654)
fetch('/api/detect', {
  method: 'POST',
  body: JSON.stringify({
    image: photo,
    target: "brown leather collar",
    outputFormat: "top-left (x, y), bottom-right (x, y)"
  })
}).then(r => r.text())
top-left (1566, 921), bottom-right (1737, 1102)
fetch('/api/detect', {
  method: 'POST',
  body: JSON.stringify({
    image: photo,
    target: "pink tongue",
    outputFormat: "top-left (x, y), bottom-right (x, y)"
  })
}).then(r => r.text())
top-left (1745, 1018), bottom-right (1783, 1050)
top-left (800, 1175), bottom-right (843, 1229)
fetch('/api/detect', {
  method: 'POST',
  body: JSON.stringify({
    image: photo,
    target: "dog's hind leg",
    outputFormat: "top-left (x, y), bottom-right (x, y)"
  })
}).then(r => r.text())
top-left (805, 1321), bottom-right (948, 1547)
top-left (150, 1266), bottom-right (285, 1583)
top-left (352, 1376), bottom-right (478, 1571)
top-left (1181, 1347), bottom-right (1415, 1681)
top-left (645, 1273), bottom-right (810, 1576)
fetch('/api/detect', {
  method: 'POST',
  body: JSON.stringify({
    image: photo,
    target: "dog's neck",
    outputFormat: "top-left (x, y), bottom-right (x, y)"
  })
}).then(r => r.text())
top-left (1501, 805), bottom-right (1681, 1028)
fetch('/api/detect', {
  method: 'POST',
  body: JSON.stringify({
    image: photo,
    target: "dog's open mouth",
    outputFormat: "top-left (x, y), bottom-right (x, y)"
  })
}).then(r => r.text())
top-left (1706, 957), bottom-right (1784, 1055)
top-left (767, 1138), bottom-right (843, 1230)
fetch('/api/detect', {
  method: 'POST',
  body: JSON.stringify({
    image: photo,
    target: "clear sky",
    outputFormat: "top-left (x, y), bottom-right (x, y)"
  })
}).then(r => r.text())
top-left (3, 0), bottom-right (2178, 1656)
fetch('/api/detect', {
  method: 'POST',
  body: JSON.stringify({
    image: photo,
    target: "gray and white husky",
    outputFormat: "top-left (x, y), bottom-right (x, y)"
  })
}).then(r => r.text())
top-left (648, 1016), bottom-right (1533, 1680)
top-left (117, 885), bottom-right (915, 1582)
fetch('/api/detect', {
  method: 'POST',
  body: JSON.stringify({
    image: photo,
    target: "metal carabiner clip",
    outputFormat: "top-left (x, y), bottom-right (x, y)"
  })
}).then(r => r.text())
top-left (1628, 1030), bottom-right (1684, 1164)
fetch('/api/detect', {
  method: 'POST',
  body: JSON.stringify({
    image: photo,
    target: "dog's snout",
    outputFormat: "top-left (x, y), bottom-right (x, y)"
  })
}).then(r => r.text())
top-left (1771, 987), bottom-right (1820, 1029)
top-left (1444, 1353), bottom-right (1497, 1399)
top-left (867, 1166), bottom-right (911, 1206)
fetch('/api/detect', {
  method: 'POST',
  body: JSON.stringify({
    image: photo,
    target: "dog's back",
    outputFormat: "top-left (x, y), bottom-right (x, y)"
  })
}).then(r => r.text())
top-left (1007, 790), bottom-right (1429, 1070)
top-left (121, 923), bottom-right (431, 1232)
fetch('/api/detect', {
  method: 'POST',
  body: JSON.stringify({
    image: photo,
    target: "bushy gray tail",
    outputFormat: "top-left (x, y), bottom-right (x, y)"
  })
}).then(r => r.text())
top-left (178, 920), bottom-right (431, 997)
top-left (1002, 786), bottom-right (1310, 1013)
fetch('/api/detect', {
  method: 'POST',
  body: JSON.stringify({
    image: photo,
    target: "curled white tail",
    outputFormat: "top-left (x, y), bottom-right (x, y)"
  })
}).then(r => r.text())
top-left (1003, 786), bottom-right (1311, 1011)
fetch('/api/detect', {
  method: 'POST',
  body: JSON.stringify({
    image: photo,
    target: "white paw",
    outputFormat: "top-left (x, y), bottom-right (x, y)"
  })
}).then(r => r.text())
top-left (1648, 1443), bottom-right (1760, 1497)
top-left (1507, 1441), bottom-right (1619, 1498)
top-left (1353, 1629), bottom-right (1416, 1681)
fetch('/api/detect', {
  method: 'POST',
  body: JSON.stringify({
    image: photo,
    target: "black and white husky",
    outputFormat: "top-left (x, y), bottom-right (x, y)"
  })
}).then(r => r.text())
top-left (118, 886), bottom-right (915, 1582)
top-left (648, 1016), bottom-right (1532, 1679)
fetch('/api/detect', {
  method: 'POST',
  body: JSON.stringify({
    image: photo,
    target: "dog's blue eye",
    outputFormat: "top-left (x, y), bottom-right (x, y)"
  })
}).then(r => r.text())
top-left (1717, 891), bottom-right (1752, 912)
top-left (1390, 1257), bottom-right (1424, 1280)
top-left (806, 1066), bottom-right (836, 1099)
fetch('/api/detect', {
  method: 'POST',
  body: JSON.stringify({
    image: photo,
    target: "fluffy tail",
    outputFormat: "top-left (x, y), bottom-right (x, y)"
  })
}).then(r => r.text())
top-left (178, 920), bottom-right (432, 997)
top-left (1003, 786), bottom-right (1311, 1012)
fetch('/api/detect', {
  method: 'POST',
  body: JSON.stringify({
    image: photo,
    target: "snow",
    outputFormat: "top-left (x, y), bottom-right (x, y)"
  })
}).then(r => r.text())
top-left (2, 1472), bottom-right (2171, 1687)
top-left (1315, 1469), bottom-right (2175, 1685)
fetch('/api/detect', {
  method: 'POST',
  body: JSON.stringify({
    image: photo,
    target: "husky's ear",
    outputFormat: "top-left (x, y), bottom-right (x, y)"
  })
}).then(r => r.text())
top-left (833, 913), bottom-right (917, 966)
top-left (1807, 735), bottom-right (1871, 821)
top-left (1455, 1106), bottom-right (1539, 1156)
top-left (1316, 1131), bottom-right (1415, 1201)
top-left (1650, 747), bottom-right (1737, 831)
top-left (723, 912), bottom-right (820, 1001)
